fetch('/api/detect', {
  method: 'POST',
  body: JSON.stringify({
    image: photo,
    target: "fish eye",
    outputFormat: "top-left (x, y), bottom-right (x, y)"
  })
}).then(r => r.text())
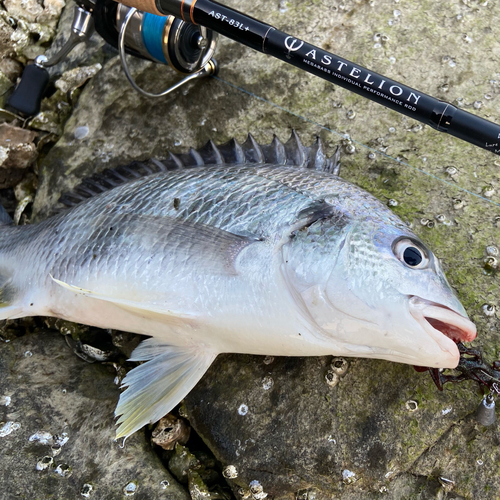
top-left (403, 247), bottom-right (422, 266)
top-left (393, 238), bottom-right (429, 269)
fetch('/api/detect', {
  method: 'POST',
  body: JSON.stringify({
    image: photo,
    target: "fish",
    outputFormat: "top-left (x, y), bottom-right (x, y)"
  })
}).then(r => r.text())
top-left (0, 132), bottom-right (476, 438)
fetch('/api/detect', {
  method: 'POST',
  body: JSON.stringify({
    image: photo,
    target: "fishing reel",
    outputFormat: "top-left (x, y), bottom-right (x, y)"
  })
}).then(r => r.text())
top-left (106, 0), bottom-right (218, 96)
top-left (7, 0), bottom-right (219, 116)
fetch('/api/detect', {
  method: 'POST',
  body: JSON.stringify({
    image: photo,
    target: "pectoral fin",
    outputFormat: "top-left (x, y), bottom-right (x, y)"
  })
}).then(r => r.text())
top-left (115, 339), bottom-right (217, 438)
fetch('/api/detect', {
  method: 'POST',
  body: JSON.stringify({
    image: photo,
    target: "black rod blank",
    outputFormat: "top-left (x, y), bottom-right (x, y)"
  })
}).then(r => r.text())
top-left (149, 0), bottom-right (500, 156)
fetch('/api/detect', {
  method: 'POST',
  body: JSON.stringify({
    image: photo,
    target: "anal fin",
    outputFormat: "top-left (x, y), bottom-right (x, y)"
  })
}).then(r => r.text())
top-left (115, 338), bottom-right (217, 438)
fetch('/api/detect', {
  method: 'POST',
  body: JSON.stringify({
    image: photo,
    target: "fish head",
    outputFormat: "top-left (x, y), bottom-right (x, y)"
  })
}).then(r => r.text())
top-left (295, 217), bottom-right (476, 369)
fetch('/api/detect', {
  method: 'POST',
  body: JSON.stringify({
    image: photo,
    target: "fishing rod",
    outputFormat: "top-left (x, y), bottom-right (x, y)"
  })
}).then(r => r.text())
top-left (114, 0), bottom-right (500, 157)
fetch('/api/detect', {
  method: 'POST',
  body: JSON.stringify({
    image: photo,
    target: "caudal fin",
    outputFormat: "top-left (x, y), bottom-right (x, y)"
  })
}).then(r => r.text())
top-left (115, 338), bottom-right (217, 438)
top-left (0, 269), bottom-right (22, 320)
top-left (0, 203), bottom-right (12, 225)
top-left (0, 204), bottom-right (22, 320)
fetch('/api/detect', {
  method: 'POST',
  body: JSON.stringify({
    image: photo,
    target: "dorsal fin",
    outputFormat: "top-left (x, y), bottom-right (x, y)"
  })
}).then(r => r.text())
top-left (59, 132), bottom-right (341, 208)
top-left (261, 135), bottom-right (287, 164)
top-left (284, 130), bottom-right (307, 166)
top-left (242, 133), bottom-right (265, 163)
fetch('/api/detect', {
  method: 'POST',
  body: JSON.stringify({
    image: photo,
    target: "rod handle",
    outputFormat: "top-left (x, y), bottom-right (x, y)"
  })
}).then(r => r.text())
top-left (7, 63), bottom-right (50, 116)
top-left (114, 0), bottom-right (162, 16)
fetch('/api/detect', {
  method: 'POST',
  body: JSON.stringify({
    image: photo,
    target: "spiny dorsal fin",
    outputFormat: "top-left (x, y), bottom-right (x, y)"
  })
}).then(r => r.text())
top-left (284, 130), bottom-right (306, 166)
top-left (59, 132), bottom-right (341, 208)
top-left (262, 135), bottom-right (287, 164)
top-left (242, 133), bottom-right (265, 163)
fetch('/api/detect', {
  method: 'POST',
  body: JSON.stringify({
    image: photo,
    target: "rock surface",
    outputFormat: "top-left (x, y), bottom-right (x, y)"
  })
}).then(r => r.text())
top-left (0, 123), bottom-right (37, 187)
top-left (1, 0), bottom-right (500, 499)
top-left (0, 330), bottom-right (189, 500)
top-left (184, 354), bottom-right (500, 499)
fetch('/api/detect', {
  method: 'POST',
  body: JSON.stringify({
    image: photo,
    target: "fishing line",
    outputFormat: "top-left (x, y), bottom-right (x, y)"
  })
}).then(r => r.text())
top-left (214, 74), bottom-right (500, 209)
top-left (114, 0), bottom-right (500, 156)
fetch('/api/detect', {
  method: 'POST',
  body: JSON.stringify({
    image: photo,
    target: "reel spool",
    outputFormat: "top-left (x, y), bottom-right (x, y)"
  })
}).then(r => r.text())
top-left (115, 3), bottom-right (217, 73)
top-left (116, 4), bottom-right (218, 96)
top-left (96, 0), bottom-right (218, 97)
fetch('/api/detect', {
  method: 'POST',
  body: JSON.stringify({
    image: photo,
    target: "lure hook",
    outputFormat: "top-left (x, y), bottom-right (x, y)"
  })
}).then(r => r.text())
top-left (423, 343), bottom-right (500, 426)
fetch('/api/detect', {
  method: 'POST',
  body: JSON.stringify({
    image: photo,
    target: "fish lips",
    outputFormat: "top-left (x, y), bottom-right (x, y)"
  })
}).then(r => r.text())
top-left (409, 296), bottom-right (476, 369)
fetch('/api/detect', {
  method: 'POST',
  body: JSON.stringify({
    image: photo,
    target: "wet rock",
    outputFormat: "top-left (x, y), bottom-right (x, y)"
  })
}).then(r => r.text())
top-left (0, 331), bottom-right (190, 500)
top-left (152, 414), bottom-right (191, 451)
top-left (168, 444), bottom-right (201, 485)
top-left (3, 0), bottom-right (65, 27)
top-left (167, 443), bottom-right (227, 499)
top-left (188, 470), bottom-right (212, 500)
top-left (183, 355), bottom-right (482, 499)
top-left (0, 123), bottom-right (37, 188)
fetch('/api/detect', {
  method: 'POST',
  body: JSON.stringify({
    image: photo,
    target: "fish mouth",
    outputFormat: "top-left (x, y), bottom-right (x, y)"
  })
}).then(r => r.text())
top-left (409, 296), bottom-right (476, 368)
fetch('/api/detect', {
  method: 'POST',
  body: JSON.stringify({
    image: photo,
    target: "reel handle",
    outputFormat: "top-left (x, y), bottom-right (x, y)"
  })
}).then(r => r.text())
top-left (7, 5), bottom-right (94, 116)
top-left (7, 63), bottom-right (50, 116)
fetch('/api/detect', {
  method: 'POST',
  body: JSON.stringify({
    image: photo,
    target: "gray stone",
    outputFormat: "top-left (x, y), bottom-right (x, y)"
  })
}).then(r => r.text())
top-left (3, 0), bottom-right (45, 24)
top-left (3, 0), bottom-right (64, 27)
top-left (44, 0), bottom-right (109, 76)
top-left (0, 123), bottom-right (37, 169)
top-left (183, 354), bottom-right (483, 499)
top-left (0, 15), bottom-right (16, 59)
top-left (0, 69), bottom-right (15, 107)
top-left (0, 123), bottom-right (37, 188)
top-left (0, 330), bottom-right (190, 500)
top-left (410, 416), bottom-right (500, 500)
top-left (54, 63), bottom-right (102, 94)
top-left (0, 56), bottom-right (24, 82)
top-left (0, 10), bottom-right (56, 61)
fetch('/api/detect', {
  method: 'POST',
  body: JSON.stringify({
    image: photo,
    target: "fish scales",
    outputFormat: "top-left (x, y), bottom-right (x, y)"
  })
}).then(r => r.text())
top-left (0, 136), bottom-right (476, 438)
top-left (94, 166), bottom-right (321, 236)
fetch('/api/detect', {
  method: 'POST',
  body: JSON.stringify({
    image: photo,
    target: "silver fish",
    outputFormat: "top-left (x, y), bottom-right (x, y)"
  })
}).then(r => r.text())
top-left (0, 133), bottom-right (476, 438)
